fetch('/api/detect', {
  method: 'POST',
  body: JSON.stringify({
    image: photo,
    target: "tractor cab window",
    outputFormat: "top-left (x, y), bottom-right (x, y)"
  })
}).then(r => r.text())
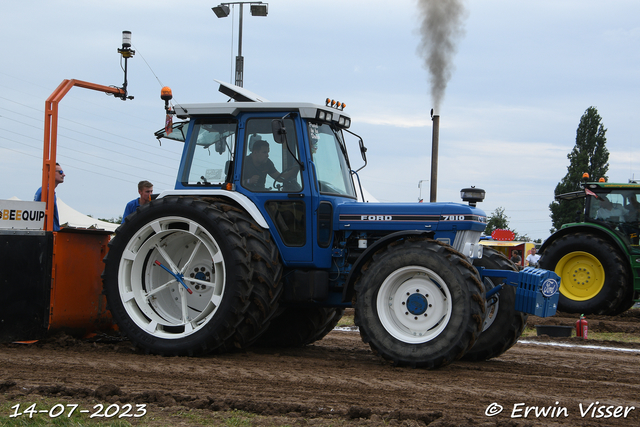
top-left (586, 188), bottom-right (640, 246)
top-left (181, 119), bottom-right (236, 186)
top-left (308, 122), bottom-right (356, 198)
top-left (242, 118), bottom-right (302, 192)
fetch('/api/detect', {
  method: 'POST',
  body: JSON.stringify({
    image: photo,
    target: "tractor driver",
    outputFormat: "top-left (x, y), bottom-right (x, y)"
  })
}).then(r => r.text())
top-left (595, 197), bottom-right (624, 221)
top-left (623, 192), bottom-right (640, 223)
top-left (243, 139), bottom-right (298, 191)
top-left (622, 192), bottom-right (640, 245)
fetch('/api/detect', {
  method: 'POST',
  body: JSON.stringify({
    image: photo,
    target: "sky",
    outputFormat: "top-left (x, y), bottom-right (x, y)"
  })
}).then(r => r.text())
top-left (1, 0), bottom-right (639, 241)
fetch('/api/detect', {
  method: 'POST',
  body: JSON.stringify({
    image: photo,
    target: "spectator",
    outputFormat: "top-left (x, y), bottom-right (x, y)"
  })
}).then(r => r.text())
top-left (34, 162), bottom-right (65, 231)
top-left (526, 247), bottom-right (541, 267)
top-left (122, 180), bottom-right (153, 224)
top-left (510, 250), bottom-right (521, 265)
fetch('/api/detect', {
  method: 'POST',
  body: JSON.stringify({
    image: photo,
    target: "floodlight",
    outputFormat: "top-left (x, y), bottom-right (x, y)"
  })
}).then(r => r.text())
top-left (250, 4), bottom-right (268, 16)
top-left (212, 5), bottom-right (231, 18)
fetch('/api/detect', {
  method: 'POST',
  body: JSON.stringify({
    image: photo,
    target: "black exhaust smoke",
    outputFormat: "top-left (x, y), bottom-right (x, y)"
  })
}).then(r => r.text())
top-left (417, 0), bottom-right (467, 113)
top-left (418, 0), bottom-right (467, 203)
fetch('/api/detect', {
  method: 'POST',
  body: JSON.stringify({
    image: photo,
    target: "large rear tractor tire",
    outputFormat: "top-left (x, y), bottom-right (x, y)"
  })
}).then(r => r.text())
top-left (255, 307), bottom-right (344, 347)
top-left (610, 289), bottom-right (637, 316)
top-left (539, 232), bottom-right (631, 315)
top-left (354, 238), bottom-right (485, 369)
top-left (102, 197), bottom-right (282, 356)
top-left (464, 248), bottom-right (526, 361)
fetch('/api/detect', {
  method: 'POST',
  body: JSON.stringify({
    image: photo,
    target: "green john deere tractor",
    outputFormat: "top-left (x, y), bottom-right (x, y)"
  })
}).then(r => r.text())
top-left (539, 180), bottom-right (640, 315)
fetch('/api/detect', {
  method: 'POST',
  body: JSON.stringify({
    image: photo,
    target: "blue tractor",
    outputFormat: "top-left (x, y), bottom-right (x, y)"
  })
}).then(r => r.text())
top-left (102, 82), bottom-right (560, 368)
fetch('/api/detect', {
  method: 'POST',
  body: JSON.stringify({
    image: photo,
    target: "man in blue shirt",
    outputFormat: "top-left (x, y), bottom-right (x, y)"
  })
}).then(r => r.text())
top-left (243, 139), bottom-right (299, 191)
top-left (122, 180), bottom-right (153, 224)
top-left (34, 162), bottom-right (65, 231)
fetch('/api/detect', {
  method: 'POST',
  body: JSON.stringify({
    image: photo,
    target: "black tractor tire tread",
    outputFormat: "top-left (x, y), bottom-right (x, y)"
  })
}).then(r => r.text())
top-left (539, 232), bottom-right (631, 315)
top-left (102, 196), bottom-right (282, 356)
top-left (464, 248), bottom-right (527, 361)
top-left (608, 283), bottom-right (637, 316)
top-left (354, 238), bottom-right (485, 369)
top-left (255, 307), bottom-right (345, 348)
top-left (214, 202), bottom-right (283, 351)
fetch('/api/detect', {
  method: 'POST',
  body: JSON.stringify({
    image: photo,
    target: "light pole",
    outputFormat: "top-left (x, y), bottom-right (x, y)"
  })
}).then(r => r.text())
top-left (212, 2), bottom-right (268, 88)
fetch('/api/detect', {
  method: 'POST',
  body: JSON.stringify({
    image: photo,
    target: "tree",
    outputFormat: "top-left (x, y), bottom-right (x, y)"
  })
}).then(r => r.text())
top-left (484, 206), bottom-right (510, 237)
top-left (484, 207), bottom-right (529, 241)
top-left (549, 107), bottom-right (609, 232)
top-left (98, 216), bottom-right (123, 224)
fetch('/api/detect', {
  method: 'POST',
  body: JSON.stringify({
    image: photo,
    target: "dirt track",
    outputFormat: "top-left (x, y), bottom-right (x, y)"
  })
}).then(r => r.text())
top-left (1, 310), bottom-right (640, 426)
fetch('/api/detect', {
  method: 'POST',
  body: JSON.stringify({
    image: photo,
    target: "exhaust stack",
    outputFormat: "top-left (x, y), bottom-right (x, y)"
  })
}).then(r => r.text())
top-left (430, 111), bottom-right (439, 202)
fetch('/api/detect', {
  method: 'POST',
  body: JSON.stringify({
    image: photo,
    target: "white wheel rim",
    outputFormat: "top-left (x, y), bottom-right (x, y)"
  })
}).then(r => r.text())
top-left (376, 266), bottom-right (453, 344)
top-left (481, 277), bottom-right (499, 332)
top-left (118, 216), bottom-right (225, 339)
top-left (482, 299), bottom-right (499, 332)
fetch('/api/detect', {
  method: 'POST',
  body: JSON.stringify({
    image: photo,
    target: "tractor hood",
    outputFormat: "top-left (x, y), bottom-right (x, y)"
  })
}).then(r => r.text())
top-left (335, 201), bottom-right (487, 233)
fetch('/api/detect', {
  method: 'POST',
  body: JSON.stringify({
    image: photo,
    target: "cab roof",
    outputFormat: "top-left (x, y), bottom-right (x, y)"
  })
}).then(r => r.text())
top-left (585, 182), bottom-right (640, 190)
top-left (173, 102), bottom-right (348, 120)
top-left (169, 79), bottom-right (352, 129)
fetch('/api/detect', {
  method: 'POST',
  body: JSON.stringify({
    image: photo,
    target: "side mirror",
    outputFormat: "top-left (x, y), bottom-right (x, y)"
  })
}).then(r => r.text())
top-left (359, 138), bottom-right (367, 163)
top-left (271, 119), bottom-right (286, 144)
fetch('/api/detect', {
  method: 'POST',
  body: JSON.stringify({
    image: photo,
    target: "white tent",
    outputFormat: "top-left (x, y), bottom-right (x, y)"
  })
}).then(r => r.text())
top-left (358, 186), bottom-right (378, 203)
top-left (9, 196), bottom-right (118, 232)
top-left (57, 198), bottom-right (119, 232)
top-left (352, 176), bottom-right (379, 203)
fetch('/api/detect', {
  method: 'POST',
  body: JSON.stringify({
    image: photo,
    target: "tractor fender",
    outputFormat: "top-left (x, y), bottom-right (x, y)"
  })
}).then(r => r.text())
top-left (540, 223), bottom-right (630, 259)
top-left (156, 189), bottom-right (269, 228)
top-left (342, 230), bottom-right (434, 303)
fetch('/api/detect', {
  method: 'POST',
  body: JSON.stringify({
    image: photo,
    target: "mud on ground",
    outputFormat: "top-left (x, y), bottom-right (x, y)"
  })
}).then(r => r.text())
top-left (1, 309), bottom-right (639, 426)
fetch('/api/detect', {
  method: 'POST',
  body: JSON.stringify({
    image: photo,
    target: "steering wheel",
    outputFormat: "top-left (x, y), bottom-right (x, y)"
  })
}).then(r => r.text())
top-left (273, 176), bottom-right (301, 192)
top-left (273, 167), bottom-right (300, 191)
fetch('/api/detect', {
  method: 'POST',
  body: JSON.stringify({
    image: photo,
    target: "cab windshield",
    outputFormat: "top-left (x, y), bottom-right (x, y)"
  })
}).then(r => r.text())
top-left (586, 188), bottom-right (640, 248)
top-left (180, 119), bottom-right (236, 186)
top-left (308, 122), bottom-right (356, 198)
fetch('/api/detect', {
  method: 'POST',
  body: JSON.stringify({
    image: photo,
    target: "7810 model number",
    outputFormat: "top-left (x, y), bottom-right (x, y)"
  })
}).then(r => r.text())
top-left (442, 215), bottom-right (466, 221)
top-left (10, 403), bottom-right (147, 419)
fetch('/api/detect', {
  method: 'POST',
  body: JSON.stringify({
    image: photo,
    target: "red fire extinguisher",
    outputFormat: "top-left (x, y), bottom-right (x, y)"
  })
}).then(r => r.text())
top-left (576, 314), bottom-right (588, 339)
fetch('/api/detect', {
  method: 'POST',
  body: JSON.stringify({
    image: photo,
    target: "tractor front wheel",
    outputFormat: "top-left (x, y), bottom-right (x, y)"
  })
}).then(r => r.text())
top-left (354, 238), bottom-right (485, 369)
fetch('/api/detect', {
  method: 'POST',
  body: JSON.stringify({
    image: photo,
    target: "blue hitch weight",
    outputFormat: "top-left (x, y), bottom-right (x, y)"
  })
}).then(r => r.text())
top-left (478, 267), bottom-right (560, 317)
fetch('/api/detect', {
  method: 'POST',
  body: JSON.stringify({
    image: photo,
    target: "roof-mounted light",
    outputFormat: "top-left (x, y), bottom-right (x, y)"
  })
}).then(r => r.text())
top-left (338, 115), bottom-right (351, 128)
top-left (325, 98), bottom-right (346, 111)
top-left (316, 109), bottom-right (333, 122)
top-left (161, 86), bottom-right (173, 101)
